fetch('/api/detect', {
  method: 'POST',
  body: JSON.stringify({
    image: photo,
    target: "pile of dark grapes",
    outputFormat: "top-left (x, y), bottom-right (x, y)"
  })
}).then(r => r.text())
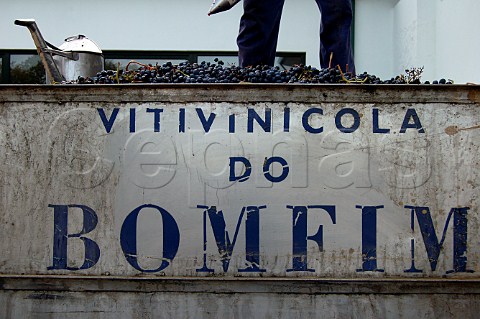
top-left (75, 60), bottom-right (453, 85)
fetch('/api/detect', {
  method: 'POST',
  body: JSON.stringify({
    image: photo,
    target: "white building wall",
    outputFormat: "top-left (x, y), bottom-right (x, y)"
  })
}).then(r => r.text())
top-left (2, 0), bottom-right (479, 83)
top-left (435, 0), bottom-right (480, 84)
top-left (354, 0), bottom-right (396, 79)
top-left (3, 0), bottom-right (244, 51)
top-left (355, 0), bottom-right (480, 83)
top-left (2, 0), bottom-right (320, 65)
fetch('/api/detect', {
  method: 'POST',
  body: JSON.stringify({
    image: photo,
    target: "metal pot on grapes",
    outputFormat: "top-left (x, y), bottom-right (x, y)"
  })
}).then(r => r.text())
top-left (15, 19), bottom-right (104, 83)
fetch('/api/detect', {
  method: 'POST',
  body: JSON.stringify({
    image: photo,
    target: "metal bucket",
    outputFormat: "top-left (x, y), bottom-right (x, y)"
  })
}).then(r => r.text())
top-left (49, 35), bottom-right (104, 83)
top-left (15, 19), bottom-right (104, 83)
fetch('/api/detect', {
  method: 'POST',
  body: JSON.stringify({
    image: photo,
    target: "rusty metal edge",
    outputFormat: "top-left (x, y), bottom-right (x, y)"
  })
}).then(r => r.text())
top-left (0, 84), bottom-right (479, 104)
top-left (1, 275), bottom-right (479, 295)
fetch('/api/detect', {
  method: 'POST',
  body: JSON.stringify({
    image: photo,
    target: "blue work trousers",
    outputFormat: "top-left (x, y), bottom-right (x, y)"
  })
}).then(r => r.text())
top-left (237, 0), bottom-right (355, 73)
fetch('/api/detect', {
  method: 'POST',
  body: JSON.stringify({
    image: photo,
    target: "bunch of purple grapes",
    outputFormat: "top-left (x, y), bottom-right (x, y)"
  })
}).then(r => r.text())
top-left (76, 60), bottom-right (452, 85)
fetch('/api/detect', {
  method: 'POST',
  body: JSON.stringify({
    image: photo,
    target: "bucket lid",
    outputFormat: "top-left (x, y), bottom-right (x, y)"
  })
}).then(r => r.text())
top-left (59, 35), bottom-right (102, 54)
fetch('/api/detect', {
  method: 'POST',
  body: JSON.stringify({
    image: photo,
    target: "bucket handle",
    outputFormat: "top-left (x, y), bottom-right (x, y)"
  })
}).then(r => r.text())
top-left (14, 19), bottom-right (70, 83)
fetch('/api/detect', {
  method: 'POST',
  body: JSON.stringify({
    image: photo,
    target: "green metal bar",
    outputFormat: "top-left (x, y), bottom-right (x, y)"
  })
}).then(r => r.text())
top-left (1, 53), bottom-right (11, 84)
top-left (0, 49), bottom-right (307, 83)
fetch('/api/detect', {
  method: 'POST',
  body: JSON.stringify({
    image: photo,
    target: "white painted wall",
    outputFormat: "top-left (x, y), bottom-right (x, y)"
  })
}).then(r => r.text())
top-left (2, 0), bottom-right (320, 66)
top-left (2, 0), bottom-right (479, 82)
top-left (354, 0), bottom-right (397, 80)
top-left (1, 86), bottom-right (479, 277)
top-left (435, 0), bottom-right (480, 84)
top-left (3, 0), bottom-right (244, 51)
top-left (355, 0), bottom-right (480, 83)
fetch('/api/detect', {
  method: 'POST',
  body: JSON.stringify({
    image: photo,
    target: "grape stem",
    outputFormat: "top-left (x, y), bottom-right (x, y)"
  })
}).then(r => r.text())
top-left (174, 68), bottom-right (190, 78)
top-left (126, 60), bottom-right (155, 72)
top-left (337, 65), bottom-right (368, 84)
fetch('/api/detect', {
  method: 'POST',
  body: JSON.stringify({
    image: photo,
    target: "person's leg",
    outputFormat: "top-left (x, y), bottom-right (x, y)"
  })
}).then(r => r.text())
top-left (315, 0), bottom-right (355, 73)
top-left (237, 0), bottom-right (285, 67)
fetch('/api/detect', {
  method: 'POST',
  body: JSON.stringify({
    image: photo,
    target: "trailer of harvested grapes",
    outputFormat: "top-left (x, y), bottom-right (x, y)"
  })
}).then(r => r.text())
top-left (0, 84), bottom-right (479, 318)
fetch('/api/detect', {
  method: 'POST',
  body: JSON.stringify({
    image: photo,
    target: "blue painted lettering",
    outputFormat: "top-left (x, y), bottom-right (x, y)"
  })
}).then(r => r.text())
top-left (97, 108), bottom-right (119, 133)
top-left (247, 108), bottom-right (271, 132)
top-left (263, 156), bottom-right (289, 183)
top-left (400, 109), bottom-right (425, 133)
top-left (146, 108), bottom-right (164, 132)
top-left (196, 205), bottom-right (267, 273)
top-left (195, 108), bottom-right (216, 133)
top-left (356, 205), bottom-right (384, 272)
top-left (287, 205), bottom-right (336, 272)
top-left (229, 114), bottom-right (235, 133)
top-left (302, 107), bottom-right (323, 133)
top-left (283, 107), bottom-right (290, 132)
top-left (405, 206), bottom-right (472, 273)
top-left (335, 108), bottom-right (360, 133)
top-left (229, 157), bottom-right (252, 182)
top-left (129, 108), bottom-right (136, 132)
top-left (48, 204), bottom-right (100, 270)
top-left (120, 204), bottom-right (180, 272)
top-left (179, 108), bottom-right (185, 132)
top-left (372, 108), bottom-right (390, 133)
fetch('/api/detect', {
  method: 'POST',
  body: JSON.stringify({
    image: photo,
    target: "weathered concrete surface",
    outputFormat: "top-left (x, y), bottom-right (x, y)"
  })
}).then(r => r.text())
top-left (0, 84), bottom-right (479, 317)
top-left (2, 290), bottom-right (479, 319)
top-left (1, 276), bottom-right (480, 319)
top-left (0, 83), bottom-right (479, 104)
top-left (2, 275), bottom-right (480, 294)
